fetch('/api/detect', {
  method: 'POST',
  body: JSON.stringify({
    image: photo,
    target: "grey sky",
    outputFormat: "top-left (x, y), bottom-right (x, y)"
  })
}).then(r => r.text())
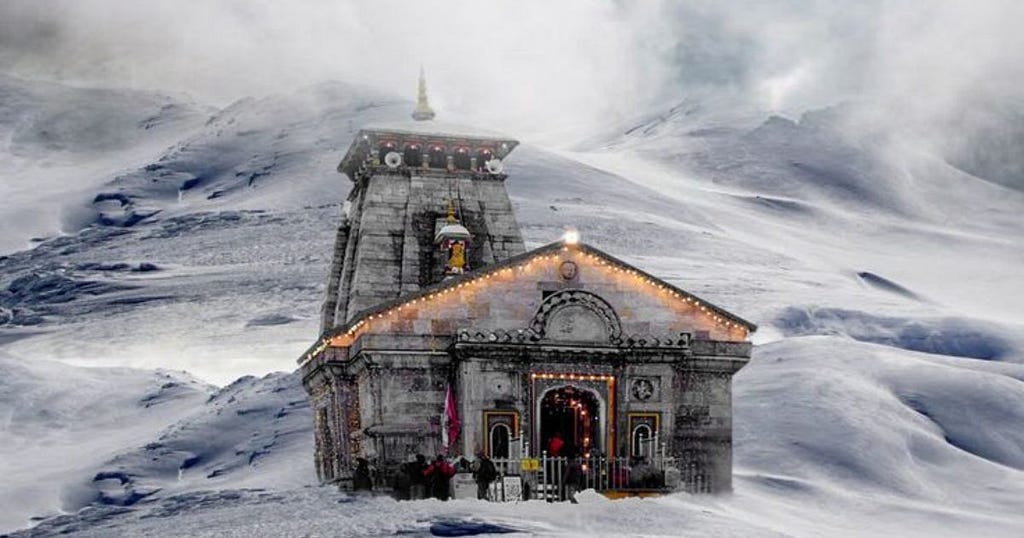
top-left (1, 1), bottom-right (1022, 138)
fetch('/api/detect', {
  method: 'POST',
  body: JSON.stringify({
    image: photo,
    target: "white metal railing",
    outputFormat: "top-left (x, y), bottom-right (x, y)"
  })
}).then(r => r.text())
top-left (488, 452), bottom-right (671, 502)
top-left (635, 432), bottom-right (667, 469)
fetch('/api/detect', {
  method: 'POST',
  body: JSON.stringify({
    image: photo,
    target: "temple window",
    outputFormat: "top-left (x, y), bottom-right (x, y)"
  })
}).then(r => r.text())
top-left (632, 424), bottom-right (653, 457)
top-left (428, 145), bottom-right (447, 168)
top-left (490, 423), bottom-right (511, 458)
top-left (403, 143), bottom-right (422, 167)
top-left (378, 141), bottom-right (398, 159)
top-left (453, 146), bottom-right (472, 170)
top-left (476, 148), bottom-right (494, 170)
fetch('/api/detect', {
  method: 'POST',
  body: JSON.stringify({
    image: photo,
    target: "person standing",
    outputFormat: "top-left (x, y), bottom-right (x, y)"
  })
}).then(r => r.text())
top-left (424, 454), bottom-right (456, 500)
top-left (565, 457), bottom-right (583, 503)
top-left (353, 457), bottom-right (373, 492)
top-left (547, 432), bottom-right (565, 457)
top-left (407, 454), bottom-right (428, 500)
top-left (472, 452), bottom-right (498, 500)
top-left (393, 461), bottom-right (412, 500)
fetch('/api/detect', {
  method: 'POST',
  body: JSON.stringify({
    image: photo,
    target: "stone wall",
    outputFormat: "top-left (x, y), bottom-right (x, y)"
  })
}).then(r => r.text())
top-left (324, 171), bottom-right (526, 327)
top-left (349, 351), bottom-right (453, 465)
top-left (672, 360), bottom-right (739, 492)
top-left (338, 248), bottom-right (748, 344)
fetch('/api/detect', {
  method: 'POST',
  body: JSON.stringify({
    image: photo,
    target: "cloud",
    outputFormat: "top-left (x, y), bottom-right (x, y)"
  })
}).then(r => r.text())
top-left (1, 0), bottom-right (1022, 142)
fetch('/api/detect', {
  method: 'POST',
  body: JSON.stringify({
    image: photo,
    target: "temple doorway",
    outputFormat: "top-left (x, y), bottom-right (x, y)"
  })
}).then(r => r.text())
top-left (539, 385), bottom-right (601, 458)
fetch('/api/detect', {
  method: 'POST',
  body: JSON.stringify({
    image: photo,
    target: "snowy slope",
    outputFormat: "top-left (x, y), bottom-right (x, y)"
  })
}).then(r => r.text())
top-left (1, 77), bottom-right (1023, 536)
top-left (78, 371), bottom-right (314, 506)
top-left (0, 355), bottom-right (314, 533)
top-left (83, 81), bottom-right (403, 228)
top-left (0, 74), bottom-right (212, 253)
top-left (0, 79), bottom-right (406, 382)
top-left (5, 338), bottom-right (1024, 537)
top-left (567, 100), bottom-right (1024, 325)
top-left (728, 336), bottom-right (1024, 537)
top-left (0, 355), bottom-right (213, 532)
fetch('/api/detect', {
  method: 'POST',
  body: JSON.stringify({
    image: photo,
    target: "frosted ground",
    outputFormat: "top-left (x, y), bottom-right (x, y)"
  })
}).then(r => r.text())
top-left (1, 74), bottom-right (1022, 536)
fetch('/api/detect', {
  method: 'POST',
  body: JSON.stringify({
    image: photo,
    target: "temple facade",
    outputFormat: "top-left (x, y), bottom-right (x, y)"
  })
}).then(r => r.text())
top-left (298, 77), bottom-right (755, 494)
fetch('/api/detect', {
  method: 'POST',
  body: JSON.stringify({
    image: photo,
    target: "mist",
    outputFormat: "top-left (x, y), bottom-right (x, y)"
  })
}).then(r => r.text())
top-left (1, 1), bottom-right (1023, 172)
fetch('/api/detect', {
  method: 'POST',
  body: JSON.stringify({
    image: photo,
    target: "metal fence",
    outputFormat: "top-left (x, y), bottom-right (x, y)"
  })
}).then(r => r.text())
top-left (489, 451), bottom-right (671, 502)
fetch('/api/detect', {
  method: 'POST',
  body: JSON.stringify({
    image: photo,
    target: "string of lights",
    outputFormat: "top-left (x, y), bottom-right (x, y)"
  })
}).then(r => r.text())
top-left (531, 373), bottom-right (615, 382)
top-left (299, 241), bottom-right (749, 366)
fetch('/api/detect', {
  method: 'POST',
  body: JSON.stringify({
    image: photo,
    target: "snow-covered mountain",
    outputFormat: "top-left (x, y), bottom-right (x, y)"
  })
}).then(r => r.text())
top-left (0, 355), bottom-right (212, 531)
top-left (1, 75), bottom-right (1022, 536)
top-left (0, 74), bottom-right (213, 254)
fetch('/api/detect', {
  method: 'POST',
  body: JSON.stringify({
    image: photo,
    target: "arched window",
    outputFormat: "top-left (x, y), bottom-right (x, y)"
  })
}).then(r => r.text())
top-left (453, 146), bottom-right (471, 170)
top-left (378, 141), bottom-right (398, 161)
top-left (490, 423), bottom-right (511, 458)
top-left (632, 424), bottom-right (653, 458)
top-left (403, 143), bottom-right (422, 167)
top-left (476, 148), bottom-right (494, 169)
top-left (428, 145), bottom-right (447, 168)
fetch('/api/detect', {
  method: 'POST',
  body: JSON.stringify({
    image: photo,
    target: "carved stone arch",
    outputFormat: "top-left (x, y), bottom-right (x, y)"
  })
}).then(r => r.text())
top-left (530, 289), bottom-right (622, 343)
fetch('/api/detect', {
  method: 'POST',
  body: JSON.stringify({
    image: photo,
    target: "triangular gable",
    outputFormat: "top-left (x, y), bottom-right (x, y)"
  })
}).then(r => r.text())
top-left (299, 240), bottom-right (755, 365)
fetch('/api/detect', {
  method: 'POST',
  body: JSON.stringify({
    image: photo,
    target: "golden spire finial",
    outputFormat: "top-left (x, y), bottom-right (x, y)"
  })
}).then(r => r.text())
top-left (446, 199), bottom-right (456, 223)
top-left (412, 67), bottom-right (436, 121)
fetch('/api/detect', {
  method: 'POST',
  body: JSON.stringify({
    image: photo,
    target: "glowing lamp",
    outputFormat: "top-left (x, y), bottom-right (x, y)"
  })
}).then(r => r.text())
top-left (563, 229), bottom-right (580, 245)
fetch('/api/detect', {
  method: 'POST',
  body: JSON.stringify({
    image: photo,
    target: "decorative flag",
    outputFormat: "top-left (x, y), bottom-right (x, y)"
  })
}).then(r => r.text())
top-left (441, 384), bottom-right (461, 454)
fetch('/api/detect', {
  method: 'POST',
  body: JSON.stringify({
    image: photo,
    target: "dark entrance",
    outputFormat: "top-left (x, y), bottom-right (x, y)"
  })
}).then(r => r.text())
top-left (540, 385), bottom-right (600, 458)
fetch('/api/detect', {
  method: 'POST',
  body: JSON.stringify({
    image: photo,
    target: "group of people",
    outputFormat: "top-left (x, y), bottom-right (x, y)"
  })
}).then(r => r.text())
top-left (357, 452), bottom-right (500, 501)
top-left (352, 443), bottom-right (662, 503)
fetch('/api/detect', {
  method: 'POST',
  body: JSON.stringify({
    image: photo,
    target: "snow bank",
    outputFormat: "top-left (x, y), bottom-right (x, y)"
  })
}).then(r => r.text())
top-left (0, 355), bottom-right (212, 532)
top-left (75, 371), bottom-right (315, 508)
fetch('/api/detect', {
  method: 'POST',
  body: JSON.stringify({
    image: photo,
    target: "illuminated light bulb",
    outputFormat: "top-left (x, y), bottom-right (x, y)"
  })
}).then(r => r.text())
top-left (563, 229), bottom-right (580, 245)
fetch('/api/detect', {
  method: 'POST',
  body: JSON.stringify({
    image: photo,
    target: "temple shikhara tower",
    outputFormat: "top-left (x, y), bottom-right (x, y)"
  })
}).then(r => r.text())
top-left (298, 74), bottom-right (755, 496)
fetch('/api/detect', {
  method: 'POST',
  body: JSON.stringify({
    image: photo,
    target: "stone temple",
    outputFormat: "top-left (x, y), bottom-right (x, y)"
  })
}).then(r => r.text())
top-left (298, 74), bottom-right (756, 494)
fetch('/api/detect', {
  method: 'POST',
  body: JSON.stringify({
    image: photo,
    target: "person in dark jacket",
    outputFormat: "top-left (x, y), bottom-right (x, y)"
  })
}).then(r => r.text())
top-left (565, 457), bottom-right (584, 503)
top-left (393, 462), bottom-right (412, 500)
top-left (472, 453), bottom-right (498, 500)
top-left (423, 455), bottom-right (456, 500)
top-left (353, 457), bottom-right (373, 491)
top-left (407, 454), bottom-right (428, 500)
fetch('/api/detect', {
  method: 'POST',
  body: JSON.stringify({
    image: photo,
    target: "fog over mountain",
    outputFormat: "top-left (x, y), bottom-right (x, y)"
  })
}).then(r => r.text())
top-left (2, 1), bottom-right (1023, 144)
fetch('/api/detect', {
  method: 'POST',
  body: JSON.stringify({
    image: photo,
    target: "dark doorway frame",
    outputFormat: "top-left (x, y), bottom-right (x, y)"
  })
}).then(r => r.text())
top-left (539, 385), bottom-right (601, 458)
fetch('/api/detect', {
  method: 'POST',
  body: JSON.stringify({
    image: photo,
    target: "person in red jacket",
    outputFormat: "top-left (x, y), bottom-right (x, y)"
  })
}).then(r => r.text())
top-left (547, 431), bottom-right (565, 457)
top-left (423, 454), bottom-right (456, 500)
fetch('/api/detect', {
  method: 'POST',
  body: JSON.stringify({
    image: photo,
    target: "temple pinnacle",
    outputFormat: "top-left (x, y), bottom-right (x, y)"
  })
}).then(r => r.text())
top-left (412, 67), bottom-right (436, 121)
